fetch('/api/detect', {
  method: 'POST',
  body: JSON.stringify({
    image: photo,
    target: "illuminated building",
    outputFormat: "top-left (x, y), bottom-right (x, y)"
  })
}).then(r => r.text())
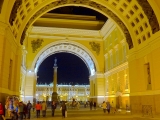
top-left (0, 0), bottom-right (160, 114)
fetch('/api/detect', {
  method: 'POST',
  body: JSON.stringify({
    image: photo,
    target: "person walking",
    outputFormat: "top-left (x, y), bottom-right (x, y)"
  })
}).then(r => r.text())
top-left (26, 100), bottom-right (32, 119)
top-left (51, 101), bottom-right (56, 117)
top-left (0, 102), bottom-right (4, 120)
top-left (89, 101), bottom-right (93, 110)
top-left (22, 102), bottom-right (27, 119)
top-left (77, 101), bottom-right (80, 110)
top-left (102, 101), bottom-right (107, 113)
top-left (61, 101), bottom-right (67, 118)
top-left (41, 101), bottom-right (47, 117)
top-left (93, 101), bottom-right (96, 110)
top-left (106, 101), bottom-right (111, 114)
top-left (35, 102), bottom-right (41, 118)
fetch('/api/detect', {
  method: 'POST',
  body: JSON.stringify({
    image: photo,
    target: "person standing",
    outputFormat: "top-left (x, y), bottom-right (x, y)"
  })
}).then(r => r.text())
top-left (0, 102), bottom-right (4, 120)
top-left (61, 101), bottom-right (67, 118)
top-left (22, 101), bottom-right (27, 119)
top-left (32, 102), bottom-right (35, 112)
top-left (35, 102), bottom-right (41, 118)
top-left (26, 100), bottom-right (32, 119)
top-left (90, 101), bottom-right (93, 110)
top-left (102, 101), bottom-right (107, 113)
top-left (51, 101), bottom-right (56, 117)
top-left (93, 101), bottom-right (97, 110)
top-left (41, 101), bottom-right (47, 117)
top-left (18, 101), bottom-right (24, 120)
top-left (106, 101), bottom-right (111, 114)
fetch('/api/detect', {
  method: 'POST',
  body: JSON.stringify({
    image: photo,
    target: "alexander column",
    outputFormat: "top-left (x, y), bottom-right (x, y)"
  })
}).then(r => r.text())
top-left (52, 57), bottom-right (58, 101)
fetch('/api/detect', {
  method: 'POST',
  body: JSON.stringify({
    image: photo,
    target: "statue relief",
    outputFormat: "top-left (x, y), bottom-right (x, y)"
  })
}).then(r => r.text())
top-left (31, 38), bottom-right (44, 53)
top-left (54, 57), bottom-right (57, 66)
top-left (89, 42), bottom-right (100, 55)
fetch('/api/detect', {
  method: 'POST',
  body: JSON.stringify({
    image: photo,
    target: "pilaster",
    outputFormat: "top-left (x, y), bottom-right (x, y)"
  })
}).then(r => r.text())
top-left (24, 71), bottom-right (35, 102)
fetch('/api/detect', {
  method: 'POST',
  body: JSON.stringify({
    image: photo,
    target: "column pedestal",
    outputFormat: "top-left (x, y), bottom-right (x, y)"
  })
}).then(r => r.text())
top-left (52, 92), bottom-right (58, 101)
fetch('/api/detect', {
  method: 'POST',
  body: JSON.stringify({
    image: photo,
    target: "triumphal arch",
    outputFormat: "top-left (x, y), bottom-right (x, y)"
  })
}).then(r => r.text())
top-left (1, 0), bottom-right (160, 114)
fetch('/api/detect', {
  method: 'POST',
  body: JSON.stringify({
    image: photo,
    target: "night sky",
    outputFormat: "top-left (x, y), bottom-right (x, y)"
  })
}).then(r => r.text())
top-left (37, 52), bottom-right (89, 85)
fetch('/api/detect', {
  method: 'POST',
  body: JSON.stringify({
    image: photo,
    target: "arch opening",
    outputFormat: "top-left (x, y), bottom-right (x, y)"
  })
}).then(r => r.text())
top-left (33, 41), bottom-right (97, 77)
top-left (37, 52), bottom-right (90, 85)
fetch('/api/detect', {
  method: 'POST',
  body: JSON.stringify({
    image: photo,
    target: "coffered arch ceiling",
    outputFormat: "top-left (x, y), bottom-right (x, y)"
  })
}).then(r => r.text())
top-left (10, 0), bottom-right (159, 49)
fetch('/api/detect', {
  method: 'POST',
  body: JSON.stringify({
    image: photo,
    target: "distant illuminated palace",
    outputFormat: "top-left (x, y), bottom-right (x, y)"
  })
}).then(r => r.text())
top-left (36, 83), bottom-right (90, 102)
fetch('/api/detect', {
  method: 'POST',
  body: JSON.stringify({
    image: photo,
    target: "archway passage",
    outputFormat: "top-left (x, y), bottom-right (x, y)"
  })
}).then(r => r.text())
top-left (34, 42), bottom-right (97, 76)
top-left (37, 52), bottom-right (90, 85)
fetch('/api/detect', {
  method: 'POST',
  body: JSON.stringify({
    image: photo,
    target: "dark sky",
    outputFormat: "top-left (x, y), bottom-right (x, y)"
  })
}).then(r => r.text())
top-left (37, 52), bottom-right (89, 85)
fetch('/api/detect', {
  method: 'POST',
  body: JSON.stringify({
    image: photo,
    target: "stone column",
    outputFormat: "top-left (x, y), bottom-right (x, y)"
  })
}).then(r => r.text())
top-left (52, 58), bottom-right (58, 101)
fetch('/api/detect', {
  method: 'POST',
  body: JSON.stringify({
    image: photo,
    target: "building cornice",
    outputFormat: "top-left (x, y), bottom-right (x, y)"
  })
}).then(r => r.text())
top-left (104, 62), bottom-right (128, 77)
top-left (29, 26), bottom-right (102, 40)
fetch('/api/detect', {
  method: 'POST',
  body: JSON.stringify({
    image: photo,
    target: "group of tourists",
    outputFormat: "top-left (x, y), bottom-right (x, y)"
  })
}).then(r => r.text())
top-left (0, 99), bottom-right (68, 120)
top-left (101, 101), bottom-right (115, 114)
top-left (0, 99), bottom-right (32, 120)
top-left (34, 101), bottom-right (67, 118)
top-left (0, 99), bottom-right (111, 120)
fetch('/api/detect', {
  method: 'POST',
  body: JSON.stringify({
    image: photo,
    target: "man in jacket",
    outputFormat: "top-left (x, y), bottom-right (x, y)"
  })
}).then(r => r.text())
top-left (26, 100), bottom-right (32, 119)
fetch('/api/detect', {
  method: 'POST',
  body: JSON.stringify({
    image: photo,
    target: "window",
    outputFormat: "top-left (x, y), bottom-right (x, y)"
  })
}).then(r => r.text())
top-left (105, 55), bottom-right (108, 71)
top-left (8, 59), bottom-right (13, 89)
top-left (116, 49), bottom-right (119, 65)
top-left (146, 63), bottom-right (151, 84)
top-left (144, 63), bottom-right (152, 90)
top-left (122, 44), bottom-right (126, 61)
top-left (110, 53), bottom-right (113, 68)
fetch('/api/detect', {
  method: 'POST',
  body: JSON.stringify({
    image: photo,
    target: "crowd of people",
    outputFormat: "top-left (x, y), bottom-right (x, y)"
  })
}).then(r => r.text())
top-left (0, 100), bottom-right (32, 120)
top-left (0, 97), bottom-right (119, 120)
top-left (0, 98), bottom-right (67, 120)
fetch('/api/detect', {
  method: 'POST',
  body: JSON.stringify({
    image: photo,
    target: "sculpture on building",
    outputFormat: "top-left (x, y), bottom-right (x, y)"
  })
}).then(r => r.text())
top-left (31, 38), bottom-right (44, 53)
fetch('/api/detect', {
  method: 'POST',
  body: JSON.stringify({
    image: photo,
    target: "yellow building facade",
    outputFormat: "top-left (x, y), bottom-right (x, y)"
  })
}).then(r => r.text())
top-left (35, 84), bottom-right (90, 102)
top-left (0, 0), bottom-right (160, 114)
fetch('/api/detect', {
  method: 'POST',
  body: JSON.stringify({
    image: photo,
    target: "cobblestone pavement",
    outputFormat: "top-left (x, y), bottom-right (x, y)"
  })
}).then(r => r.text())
top-left (28, 106), bottom-right (159, 120)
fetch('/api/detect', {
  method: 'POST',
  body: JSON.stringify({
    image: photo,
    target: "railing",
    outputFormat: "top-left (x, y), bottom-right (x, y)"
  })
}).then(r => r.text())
top-left (142, 105), bottom-right (153, 118)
